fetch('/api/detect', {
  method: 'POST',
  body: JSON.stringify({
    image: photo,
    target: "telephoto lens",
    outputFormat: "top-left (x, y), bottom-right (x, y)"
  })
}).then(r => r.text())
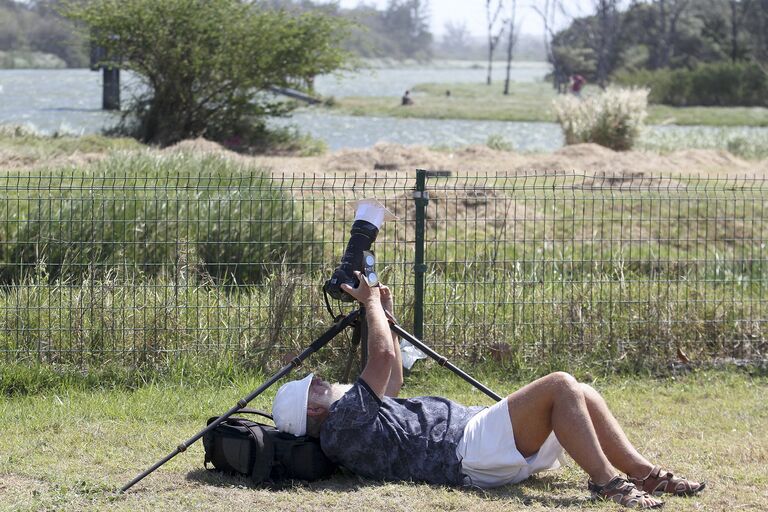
top-left (324, 199), bottom-right (395, 302)
top-left (324, 220), bottom-right (378, 301)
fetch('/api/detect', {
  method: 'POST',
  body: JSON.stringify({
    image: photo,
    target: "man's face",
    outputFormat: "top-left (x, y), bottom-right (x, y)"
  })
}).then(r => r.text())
top-left (308, 376), bottom-right (333, 409)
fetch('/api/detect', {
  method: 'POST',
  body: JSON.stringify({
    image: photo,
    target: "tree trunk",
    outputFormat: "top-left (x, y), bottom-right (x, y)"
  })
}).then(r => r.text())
top-left (731, 1), bottom-right (739, 62)
top-left (503, 0), bottom-right (517, 95)
top-left (487, 44), bottom-right (493, 85)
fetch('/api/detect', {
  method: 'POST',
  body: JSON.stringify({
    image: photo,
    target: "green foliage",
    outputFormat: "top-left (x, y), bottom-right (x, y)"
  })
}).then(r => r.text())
top-left (64, 0), bottom-right (352, 146)
top-left (615, 62), bottom-right (768, 107)
top-left (0, 0), bottom-right (87, 68)
top-left (340, 0), bottom-right (432, 60)
top-left (0, 153), bottom-right (319, 285)
top-left (552, 0), bottom-right (768, 97)
top-left (485, 134), bottom-right (514, 151)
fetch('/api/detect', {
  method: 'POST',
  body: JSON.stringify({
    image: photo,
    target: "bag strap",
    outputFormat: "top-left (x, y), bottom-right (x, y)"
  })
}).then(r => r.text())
top-left (226, 417), bottom-right (276, 482)
top-left (232, 408), bottom-right (274, 423)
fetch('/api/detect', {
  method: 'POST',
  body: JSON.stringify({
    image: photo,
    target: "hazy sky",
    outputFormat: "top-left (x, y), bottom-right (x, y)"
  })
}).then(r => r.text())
top-left (331, 0), bottom-right (611, 38)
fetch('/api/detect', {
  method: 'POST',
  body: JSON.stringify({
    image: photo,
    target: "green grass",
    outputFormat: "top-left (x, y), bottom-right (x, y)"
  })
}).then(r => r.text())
top-left (330, 82), bottom-right (768, 127)
top-left (638, 127), bottom-right (768, 159)
top-left (647, 105), bottom-right (768, 127)
top-left (0, 126), bottom-right (142, 162)
top-left (1, 264), bottom-right (765, 387)
top-left (0, 370), bottom-right (765, 511)
top-left (334, 82), bottom-right (557, 123)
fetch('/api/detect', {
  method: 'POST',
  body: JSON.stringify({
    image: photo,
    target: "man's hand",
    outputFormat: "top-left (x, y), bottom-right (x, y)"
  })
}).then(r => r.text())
top-left (340, 271), bottom-right (381, 307)
top-left (379, 284), bottom-right (394, 318)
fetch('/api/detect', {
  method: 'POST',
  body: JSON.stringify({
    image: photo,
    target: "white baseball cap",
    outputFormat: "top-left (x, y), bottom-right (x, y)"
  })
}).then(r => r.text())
top-left (272, 373), bottom-right (313, 436)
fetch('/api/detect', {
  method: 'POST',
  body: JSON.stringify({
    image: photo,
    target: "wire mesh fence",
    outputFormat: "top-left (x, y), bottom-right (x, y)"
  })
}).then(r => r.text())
top-left (1, 161), bottom-right (765, 374)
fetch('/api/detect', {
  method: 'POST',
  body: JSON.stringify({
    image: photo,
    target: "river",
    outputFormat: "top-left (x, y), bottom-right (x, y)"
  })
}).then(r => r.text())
top-left (1, 64), bottom-right (766, 152)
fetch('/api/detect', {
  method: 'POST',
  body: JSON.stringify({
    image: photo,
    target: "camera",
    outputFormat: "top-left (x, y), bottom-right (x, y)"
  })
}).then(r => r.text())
top-left (324, 199), bottom-right (395, 302)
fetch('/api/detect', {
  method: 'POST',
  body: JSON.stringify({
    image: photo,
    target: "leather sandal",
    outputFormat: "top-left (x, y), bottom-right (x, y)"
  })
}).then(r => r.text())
top-left (588, 476), bottom-right (664, 509)
top-left (629, 466), bottom-right (706, 497)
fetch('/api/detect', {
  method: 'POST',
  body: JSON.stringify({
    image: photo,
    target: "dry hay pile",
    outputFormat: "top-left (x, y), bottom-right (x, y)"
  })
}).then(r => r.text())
top-left (163, 137), bottom-right (230, 155)
top-left (5, 136), bottom-right (767, 182)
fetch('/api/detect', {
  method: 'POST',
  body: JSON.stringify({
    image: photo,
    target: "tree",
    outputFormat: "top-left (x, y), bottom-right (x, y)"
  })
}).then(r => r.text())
top-left (382, 0), bottom-right (433, 60)
top-left (502, 0), bottom-right (520, 95)
top-left (744, 0), bottom-right (768, 70)
top-left (647, 0), bottom-right (691, 69)
top-left (441, 20), bottom-right (472, 57)
top-left (727, 0), bottom-right (751, 63)
top-left (534, 0), bottom-right (568, 92)
top-left (590, 0), bottom-right (621, 88)
top-left (65, 0), bottom-right (351, 146)
top-left (485, 0), bottom-right (506, 85)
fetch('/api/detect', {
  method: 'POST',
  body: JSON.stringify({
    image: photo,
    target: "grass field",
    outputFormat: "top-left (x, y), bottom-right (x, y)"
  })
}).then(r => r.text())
top-left (331, 82), bottom-right (768, 127)
top-left (0, 126), bottom-right (141, 160)
top-left (0, 370), bottom-right (765, 511)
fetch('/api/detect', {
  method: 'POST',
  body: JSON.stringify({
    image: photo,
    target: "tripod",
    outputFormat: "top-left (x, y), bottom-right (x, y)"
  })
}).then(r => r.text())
top-left (121, 307), bottom-right (502, 492)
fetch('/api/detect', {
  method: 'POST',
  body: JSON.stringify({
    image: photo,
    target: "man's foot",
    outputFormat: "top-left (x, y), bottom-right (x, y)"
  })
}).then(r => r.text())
top-left (629, 466), bottom-right (705, 497)
top-left (588, 476), bottom-right (664, 509)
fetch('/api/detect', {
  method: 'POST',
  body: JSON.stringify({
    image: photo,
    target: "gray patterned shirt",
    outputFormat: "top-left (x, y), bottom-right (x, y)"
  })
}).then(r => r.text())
top-left (319, 379), bottom-right (485, 486)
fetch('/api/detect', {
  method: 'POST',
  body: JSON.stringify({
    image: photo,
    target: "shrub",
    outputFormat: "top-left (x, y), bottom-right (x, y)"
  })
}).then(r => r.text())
top-left (553, 87), bottom-right (649, 151)
top-left (0, 153), bottom-right (320, 285)
top-left (614, 62), bottom-right (768, 107)
top-left (486, 134), bottom-right (514, 151)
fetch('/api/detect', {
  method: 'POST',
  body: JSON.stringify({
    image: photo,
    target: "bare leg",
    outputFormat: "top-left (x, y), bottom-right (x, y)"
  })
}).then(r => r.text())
top-left (580, 383), bottom-right (655, 480)
top-left (506, 372), bottom-right (616, 485)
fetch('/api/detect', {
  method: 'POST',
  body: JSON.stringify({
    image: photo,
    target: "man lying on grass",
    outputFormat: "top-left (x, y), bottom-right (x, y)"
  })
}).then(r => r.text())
top-left (271, 274), bottom-right (705, 509)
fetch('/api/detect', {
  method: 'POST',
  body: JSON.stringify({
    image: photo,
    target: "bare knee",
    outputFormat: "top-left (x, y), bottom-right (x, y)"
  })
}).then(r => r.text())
top-left (547, 371), bottom-right (580, 393)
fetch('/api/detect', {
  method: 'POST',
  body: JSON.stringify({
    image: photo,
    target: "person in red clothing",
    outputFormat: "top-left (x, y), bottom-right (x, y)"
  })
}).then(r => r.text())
top-left (570, 74), bottom-right (586, 96)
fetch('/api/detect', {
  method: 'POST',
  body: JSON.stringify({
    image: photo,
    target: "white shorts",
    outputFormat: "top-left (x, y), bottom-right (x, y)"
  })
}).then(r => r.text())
top-left (456, 398), bottom-right (565, 488)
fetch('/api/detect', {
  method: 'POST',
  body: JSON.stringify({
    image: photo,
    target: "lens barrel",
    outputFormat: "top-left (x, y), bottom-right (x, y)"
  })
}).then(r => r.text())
top-left (324, 220), bottom-right (379, 301)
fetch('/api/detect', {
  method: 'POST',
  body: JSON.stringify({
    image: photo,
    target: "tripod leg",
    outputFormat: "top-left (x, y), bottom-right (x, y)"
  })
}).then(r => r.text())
top-left (120, 308), bottom-right (361, 493)
top-left (386, 315), bottom-right (503, 402)
top-left (359, 307), bottom-right (368, 372)
top-left (342, 319), bottom-right (362, 382)
top-left (341, 306), bottom-right (368, 382)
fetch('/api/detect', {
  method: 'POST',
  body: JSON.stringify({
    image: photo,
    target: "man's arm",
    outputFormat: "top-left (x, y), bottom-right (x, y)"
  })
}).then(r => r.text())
top-left (379, 285), bottom-right (403, 397)
top-left (341, 273), bottom-right (395, 399)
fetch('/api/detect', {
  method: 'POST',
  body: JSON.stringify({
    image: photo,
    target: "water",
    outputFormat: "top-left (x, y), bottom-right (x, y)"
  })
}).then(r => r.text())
top-left (313, 61), bottom-right (550, 97)
top-left (0, 65), bottom-right (561, 150)
top-left (0, 69), bottom-right (118, 134)
top-left (271, 111), bottom-right (563, 151)
top-left (2, 66), bottom-right (767, 152)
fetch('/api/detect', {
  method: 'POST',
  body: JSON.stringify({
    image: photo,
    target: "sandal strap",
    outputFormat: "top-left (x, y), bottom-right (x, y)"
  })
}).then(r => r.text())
top-left (630, 466), bottom-right (704, 496)
top-left (589, 476), bottom-right (664, 509)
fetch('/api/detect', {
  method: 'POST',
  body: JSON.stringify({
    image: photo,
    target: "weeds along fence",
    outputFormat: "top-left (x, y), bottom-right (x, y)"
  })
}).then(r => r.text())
top-left (0, 155), bottom-right (766, 376)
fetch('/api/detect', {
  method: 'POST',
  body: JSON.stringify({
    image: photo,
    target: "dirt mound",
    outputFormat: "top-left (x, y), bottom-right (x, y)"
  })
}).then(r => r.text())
top-left (577, 170), bottom-right (684, 190)
top-left (667, 149), bottom-right (749, 169)
top-left (0, 149), bottom-right (37, 168)
top-left (4, 137), bottom-right (767, 179)
top-left (554, 143), bottom-right (617, 160)
top-left (325, 143), bottom-right (449, 171)
top-left (164, 137), bottom-right (230, 155)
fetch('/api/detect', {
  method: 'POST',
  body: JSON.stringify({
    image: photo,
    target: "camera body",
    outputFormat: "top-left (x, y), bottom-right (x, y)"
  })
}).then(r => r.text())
top-left (324, 220), bottom-right (378, 302)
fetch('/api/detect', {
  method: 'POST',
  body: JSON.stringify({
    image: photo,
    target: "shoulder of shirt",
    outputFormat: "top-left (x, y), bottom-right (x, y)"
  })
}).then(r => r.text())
top-left (355, 377), bottom-right (383, 405)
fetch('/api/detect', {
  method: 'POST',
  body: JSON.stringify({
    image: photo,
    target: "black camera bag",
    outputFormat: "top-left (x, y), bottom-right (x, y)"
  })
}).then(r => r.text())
top-left (202, 408), bottom-right (337, 484)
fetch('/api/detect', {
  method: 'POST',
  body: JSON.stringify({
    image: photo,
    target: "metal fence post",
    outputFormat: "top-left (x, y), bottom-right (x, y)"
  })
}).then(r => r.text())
top-left (413, 169), bottom-right (428, 340)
